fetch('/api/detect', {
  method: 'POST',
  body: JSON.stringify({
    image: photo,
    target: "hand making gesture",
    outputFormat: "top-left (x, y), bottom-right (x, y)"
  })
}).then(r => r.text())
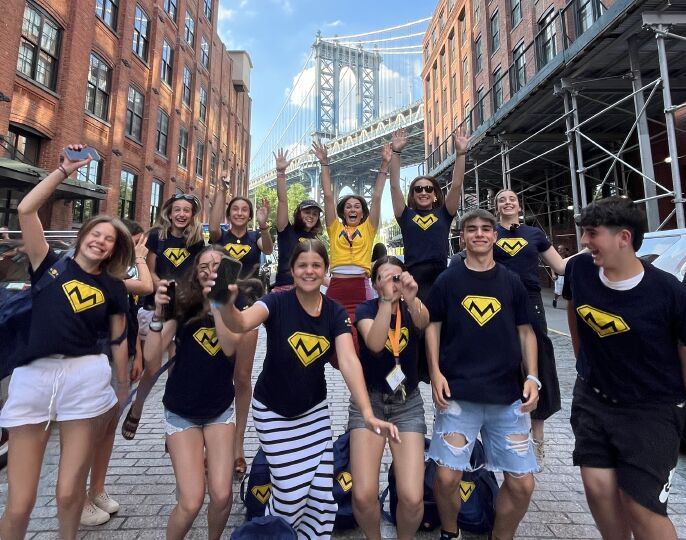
top-left (391, 128), bottom-right (408, 153)
top-left (273, 148), bottom-right (291, 172)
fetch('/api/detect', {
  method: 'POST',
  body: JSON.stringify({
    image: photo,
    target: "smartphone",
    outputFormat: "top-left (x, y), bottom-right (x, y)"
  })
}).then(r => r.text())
top-left (392, 274), bottom-right (401, 283)
top-left (208, 257), bottom-right (242, 304)
top-left (162, 281), bottom-right (176, 320)
top-left (64, 147), bottom-right (100, 162)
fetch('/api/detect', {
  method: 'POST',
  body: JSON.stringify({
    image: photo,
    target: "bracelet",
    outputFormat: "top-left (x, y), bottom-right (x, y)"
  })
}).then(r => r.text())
top-left (378, 169), bottom-right (388, 175)
top-left (456, 151), bottom-right (468, 156)
top-left (135, 256), bottom-right (146, 261)
top-left (259, 226), bottom-right (269, 231)
top-left (378, 296), bottom-right (392, 303)
top-left (276, 170), bottom-right (286, 175)
top-left (58, 165), bottom-right (69, 178)
top-left (526, 374), bottom-right (542, 390)
top-left (392, 150), bottom-right (401, 155)
top-left (320, 163), bottom-right (330, 167)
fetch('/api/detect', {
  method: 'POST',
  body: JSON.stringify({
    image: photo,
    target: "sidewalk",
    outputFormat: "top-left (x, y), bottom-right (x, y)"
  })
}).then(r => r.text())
top-left (2, 325), bottom-right (686, 539)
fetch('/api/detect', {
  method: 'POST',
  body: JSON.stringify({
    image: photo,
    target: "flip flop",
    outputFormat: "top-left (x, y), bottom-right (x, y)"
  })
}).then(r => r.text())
top-left (234, 456), bottom-right (247, 480)
top-left (121, 408), bottom-right (141, 440)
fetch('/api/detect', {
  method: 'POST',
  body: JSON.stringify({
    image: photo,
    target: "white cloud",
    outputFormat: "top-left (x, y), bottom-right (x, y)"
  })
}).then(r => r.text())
top-left (325, 20), bottom-right (343, 28)
top-left (286, 66), bottom-right (316, 108)
top-left (217, 6), bottom-right (235, 21)
top-left (239, 0), bottom-right (248, 7)
top-left (271, 0), bottom-right (293, 15)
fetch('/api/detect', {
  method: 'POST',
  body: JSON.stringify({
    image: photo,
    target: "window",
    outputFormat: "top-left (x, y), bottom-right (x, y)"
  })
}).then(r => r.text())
top-left (537, 10), bottom-right (557, 67)
top-left (451, 74), bottom-right (457, 102)
top-left (475, 35), bottom-right (483, 73)
top-left (182, 65), bottom-right (192, 106)
top-left (439, 10), bottom-right (445, 32)
top-left (424, 44), bottom-right (430, 62)
top-left (431, 28), bottom-right (437, 47)
top-left (195, 142), bottom-right (205, 178)
top-left (178, 127), bottom-right (188, 167)
top-left (210, 152), bottom-right (217, 182)
top-left (200, 36), bottom-right (209, 69)
top-left (184, 11), bottom-right (195, 48)
top-left (577, 0), bottom-right (604, 34)
top-left (440, 49), bottom-right (446, 78)
top-left (490, 12), bottom-right (500, 51)
top-left (473, 0), bottom-right (480, 24)
top-left (163, 0), bottom-right (177, 21)
top-left (425, 77), bottom-right (431, 101)
top-left (442, 87), bottom-right (447, 114)
top-left (7, 126), bottom-right (41, 165)
top-left (511, 0), bottom-right (522, 27)
top-left (448, 33), bottom-right (455, 64)
top-left (493, 68), bottom-right (503, 110)
top-left (432, 64), bottom-right (438, 91)
top-left (476, 87), bottom-right (485, 125)
top-left (150, 180), bottom-right (163, 226)
top-left (511, 43), bottom-right (526, 93)
top-left (85, 53), bottom-right (111, 121)
top-left (160, 40), bottom-right (174, 86)
top-left (73, 160), bottom-right (101, 223)
top-left (17, 2), bottom-right (61, 90)
top-left (434, 101), bottom-right (439, 124)
top-left (199, 87), bottom-right (207, 122)
top-left (459, 10), bottom-right (467, 45)
top-left (448, 0), bottom-right (456, 12)
top-left (464, 102), bottom-right (472, 132)
top-left (95, 0), bottom-right (118, 30)
top-left (156, 109), bottom-right (169, 155)
top-left (119, 169), bottom-right (137, 219)
top-left (125, 86), bottom-right (144, 141)
top-left (203, 0), bottom-right (212, 21)
top-left (132, 5), bottom-right (150, 61)
top-left (462, 57), bottom-right (469, 89)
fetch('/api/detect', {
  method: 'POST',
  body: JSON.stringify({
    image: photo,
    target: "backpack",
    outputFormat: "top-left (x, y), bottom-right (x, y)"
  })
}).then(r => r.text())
top-left (381, 438), bottom-right (498, 534)
top-left (240, 447), bottom-right (271, 521)
top-left (230, 515), bottom-right (297, 539)
top-left (0, 256), bottom-right (70, 380)
top-left (332, 431), bottom-right (356, 529)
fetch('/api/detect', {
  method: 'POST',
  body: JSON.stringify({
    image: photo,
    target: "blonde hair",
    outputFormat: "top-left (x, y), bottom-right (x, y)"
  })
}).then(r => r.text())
top-left (74, 216), bottom-right (134, 280)
top-left (154, 196), bottom-right (204, 247)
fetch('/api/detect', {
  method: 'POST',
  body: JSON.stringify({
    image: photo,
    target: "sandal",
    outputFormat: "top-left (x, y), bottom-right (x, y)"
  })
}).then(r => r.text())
top-left (234, 456), bottom-right (247, 480)
top-left (121, 407), bottom-right (141, 440)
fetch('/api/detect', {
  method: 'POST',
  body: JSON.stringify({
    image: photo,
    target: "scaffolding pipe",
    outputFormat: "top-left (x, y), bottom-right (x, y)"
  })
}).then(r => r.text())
top-left (500, 143), bottom-right (509, 189)
top-left (562, 91), bottom-right (582, 248)
top-left (545, 171), bottom-right (554, 242)
top-left (570, 91), bottom-right (589, 207)
top-left (506, 142), bottom-right (569, 174)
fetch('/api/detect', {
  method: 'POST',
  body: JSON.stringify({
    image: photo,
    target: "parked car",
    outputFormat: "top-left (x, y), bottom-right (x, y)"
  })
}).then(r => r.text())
top-left (637, 228), bottom-right (686, 281)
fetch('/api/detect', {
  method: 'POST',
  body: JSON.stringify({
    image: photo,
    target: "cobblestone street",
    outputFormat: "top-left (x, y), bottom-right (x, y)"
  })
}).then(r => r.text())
top-left (2, 325), bottom-right (686, 539)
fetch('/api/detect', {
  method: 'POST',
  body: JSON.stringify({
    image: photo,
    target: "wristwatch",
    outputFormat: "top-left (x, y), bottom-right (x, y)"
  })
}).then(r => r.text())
top-left (149, 316), bottom-right (163, 333)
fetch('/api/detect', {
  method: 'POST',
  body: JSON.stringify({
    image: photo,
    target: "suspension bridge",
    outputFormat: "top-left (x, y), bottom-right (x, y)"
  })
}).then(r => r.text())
top-left (249, 18), bottom-right (429, 201)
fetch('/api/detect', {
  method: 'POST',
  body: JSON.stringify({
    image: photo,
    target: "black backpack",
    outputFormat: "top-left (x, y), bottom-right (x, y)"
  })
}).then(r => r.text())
top-left (240, 447), bottom-right (272, 521)
top-left (332, 431), bottom-right (356, 529)
top-left (230, 515), bottom-right (297, 539)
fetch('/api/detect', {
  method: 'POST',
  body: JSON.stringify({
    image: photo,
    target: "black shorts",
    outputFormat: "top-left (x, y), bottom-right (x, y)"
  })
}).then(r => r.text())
top-left (570, 378), bottom-right (686, 515)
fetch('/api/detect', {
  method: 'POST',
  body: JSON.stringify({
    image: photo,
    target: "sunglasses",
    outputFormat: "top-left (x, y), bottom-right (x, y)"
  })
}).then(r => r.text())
top-left (173, 194), bottom-right (199, 204)
top-left (413, 185), bottom-right (435, 194)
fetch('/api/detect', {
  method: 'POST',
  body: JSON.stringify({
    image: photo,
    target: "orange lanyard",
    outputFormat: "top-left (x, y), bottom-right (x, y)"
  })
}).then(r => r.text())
top-left (386, 304), bottom-right (402, 364)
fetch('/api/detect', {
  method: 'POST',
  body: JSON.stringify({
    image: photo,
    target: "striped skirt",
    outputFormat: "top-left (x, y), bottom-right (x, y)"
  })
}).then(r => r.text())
top-left (252, 398), bottom-right (337, 540)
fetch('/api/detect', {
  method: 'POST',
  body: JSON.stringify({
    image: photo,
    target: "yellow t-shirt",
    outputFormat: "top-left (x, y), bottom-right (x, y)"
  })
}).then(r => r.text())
top-left (328, 219), bottom-right (376, 275)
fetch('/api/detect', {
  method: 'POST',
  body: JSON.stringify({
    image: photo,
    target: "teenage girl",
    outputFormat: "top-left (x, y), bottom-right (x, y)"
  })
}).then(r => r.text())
top-left (0, 145), bottom-right (133, 540)
top-left (350, 256), bottom-right (429, 540)
top-left (215, 240), bottom-right (399, 540)
top-left (146, 246), bottom-right (242, 540)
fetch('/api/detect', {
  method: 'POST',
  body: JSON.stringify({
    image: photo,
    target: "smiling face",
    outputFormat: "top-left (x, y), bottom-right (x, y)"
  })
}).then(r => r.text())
top-left (196, 250), bottom-right (223, 289)
top-left (581, 225), bottom-right (629, 269)
top-left (412, 178), bottom-right (436, 210)
top-left (299, 207), bottom-right (320, 231)
top-left (495, 190), bottom-right (521, 219)
top-left (169, 200), bottom-right (194, 233)
top-left (462, 217), bottom-right (497, 255)
top-left (228, 199), bottom-right (252, 228)
top-left (291, 250), bottom-right (326, 292)
top-left (77, 222), bottom-right (117, 263)
top-left (343, 198), bottom-right (364, 227)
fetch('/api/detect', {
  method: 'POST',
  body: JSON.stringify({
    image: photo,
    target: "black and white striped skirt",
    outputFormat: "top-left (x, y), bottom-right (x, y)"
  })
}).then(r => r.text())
top-left (252, 398), bottom-right (337, 540)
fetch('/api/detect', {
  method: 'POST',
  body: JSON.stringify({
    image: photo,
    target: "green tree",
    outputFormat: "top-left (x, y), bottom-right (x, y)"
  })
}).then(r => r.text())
top-left (254, 183), bottom-right (311, 229)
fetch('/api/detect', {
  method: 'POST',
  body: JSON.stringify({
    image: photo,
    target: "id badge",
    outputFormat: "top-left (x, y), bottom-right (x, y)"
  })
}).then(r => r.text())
top-left (386, 364), bottom-right (406, 393)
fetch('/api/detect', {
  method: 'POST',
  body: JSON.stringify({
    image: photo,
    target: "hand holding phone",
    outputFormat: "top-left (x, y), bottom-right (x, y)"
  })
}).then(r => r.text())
top-left (162, 281), bottom-right (176, 321)
top-left (64, 146), bottom-right (101, 162)
top-left (208, 257), bottom-right (242, 304)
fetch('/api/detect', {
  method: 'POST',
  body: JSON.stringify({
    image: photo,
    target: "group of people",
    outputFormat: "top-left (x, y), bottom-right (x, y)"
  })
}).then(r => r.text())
top-left (0, 129), bottom-right (684, 540)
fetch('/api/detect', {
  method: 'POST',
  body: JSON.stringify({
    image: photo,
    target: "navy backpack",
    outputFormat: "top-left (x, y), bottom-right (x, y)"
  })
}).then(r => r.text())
top-left (240, 447), bottom-right (272, 521)
top-left (332, 431), bottom-right (356, 529)
top-left (230, 515), bottom-right (296, 539)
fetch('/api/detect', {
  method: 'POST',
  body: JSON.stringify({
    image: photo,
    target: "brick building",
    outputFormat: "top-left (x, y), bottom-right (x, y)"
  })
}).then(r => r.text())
top-left (0, 0), bottom-right (252, 231)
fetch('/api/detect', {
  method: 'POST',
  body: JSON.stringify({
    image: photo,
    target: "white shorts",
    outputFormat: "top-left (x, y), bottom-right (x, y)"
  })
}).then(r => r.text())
top-left (137, 307), bottom-right (155, 339)
top-left (554, 275), bottom-right (565, 296)
top-left (0, 354), bottom-right (117, 428)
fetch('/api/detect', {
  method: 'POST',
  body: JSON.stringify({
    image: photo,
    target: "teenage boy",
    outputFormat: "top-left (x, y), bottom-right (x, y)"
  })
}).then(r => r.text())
top-left (563, 196), bottom-right (686, 540)
top-left (425, 209), bottom-right (539, 540)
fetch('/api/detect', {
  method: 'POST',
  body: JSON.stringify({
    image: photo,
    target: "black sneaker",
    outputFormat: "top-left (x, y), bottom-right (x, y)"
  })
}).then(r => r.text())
top-left (439, 530), bottom-right (462, 540)
top-left (552, 298), bottom-right (557, 308)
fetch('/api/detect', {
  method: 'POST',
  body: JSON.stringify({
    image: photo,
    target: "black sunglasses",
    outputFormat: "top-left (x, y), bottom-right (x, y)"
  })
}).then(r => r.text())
top-left (413, 185), bottom-right (435, 194)
top-left (170, 194), bottom-right (200, 212)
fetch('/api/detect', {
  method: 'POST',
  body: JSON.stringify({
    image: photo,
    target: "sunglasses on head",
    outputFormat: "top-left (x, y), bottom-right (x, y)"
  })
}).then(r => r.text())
top-left (173, 194), bottom-right (198, 203)
top-left (413, 185), bottom-right (435, 194)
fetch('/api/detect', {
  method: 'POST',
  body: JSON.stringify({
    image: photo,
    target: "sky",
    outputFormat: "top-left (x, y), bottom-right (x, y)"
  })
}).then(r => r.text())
top-left (216, 0), bottom-right (432, 222)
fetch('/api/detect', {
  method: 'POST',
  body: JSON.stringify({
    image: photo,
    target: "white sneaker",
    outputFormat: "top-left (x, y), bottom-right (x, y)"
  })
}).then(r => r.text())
top-left (533, 439), bottom-right (546, 468)
top-left (80, 501), bottom-right (110, 526)
top-left (92, 491), bottom-right (120, 514)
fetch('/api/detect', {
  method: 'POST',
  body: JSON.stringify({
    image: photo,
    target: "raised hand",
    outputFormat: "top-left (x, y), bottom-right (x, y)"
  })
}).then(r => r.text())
top-left (273, 148), bottom-right (291, 172)
top-left (398, 271), bottom-right (418, 305)
top-left (380, 142), bottom-right (392, 166)
top-left (312, 140), bottom-right (329, 165)
top-left (256, 198), bottom-right (270, 228)
top-left (134, 234), bottom-right (149, 260)
top-left (377, 267), bottom-right (399, 301)
top-left (453, 127), bottom-right (470, 155)
top-left (62, 144), bottom-right (93, 176)
top-left (391, 128), bottom-right (408, 153)
top-left (219, 171), bottom-right (231, 189)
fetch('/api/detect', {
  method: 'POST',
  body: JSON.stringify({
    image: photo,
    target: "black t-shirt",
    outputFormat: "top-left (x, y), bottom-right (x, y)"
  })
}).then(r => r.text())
top-left (355, 299), bottom-right (420, 394)
top-left (163, 313), bottom-right (236, 418)
top-left (493, 224), bottom-right (551, 292)
top-left (218, 229), bottom-right (262, 278)
top-left (397, 205), bottom-right (455, 270)
top-left (253, 289), bottom-right (352, 417)
top-left (425, 262), bottom-right (531, 404)
top-left (146, 228), bottom-right (205, 280)
top-left (563, 253), bottom-right (686, 403)
top-left (274, 223), bottom-right (318, 287)
top-left (23, 250), bottom-right (128, 361)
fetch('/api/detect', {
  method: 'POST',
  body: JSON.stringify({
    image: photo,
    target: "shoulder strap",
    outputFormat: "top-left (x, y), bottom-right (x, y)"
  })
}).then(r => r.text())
top-left (32, 256), bottom-right (71, 295)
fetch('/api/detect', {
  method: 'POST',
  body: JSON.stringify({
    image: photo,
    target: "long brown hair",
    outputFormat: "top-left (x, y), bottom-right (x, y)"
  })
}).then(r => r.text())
top-left (74, 215), bottom-right (134, 280)
top-left (407, 175), bottom-right (445, 210)
top-left (155, 196), bottom-right (204, 247)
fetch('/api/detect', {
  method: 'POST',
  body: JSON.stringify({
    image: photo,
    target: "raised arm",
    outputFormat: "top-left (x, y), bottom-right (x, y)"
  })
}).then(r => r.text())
top-left (399, 271), bottom-right (429, 330)
top-left (312, 141), bottom-right (336, 227)
top-left (125, 234), bottom-right (154, 296)
top-left (389, 129), bottom-right (408, 218)
top-left (209, 172), bottom-right (230, 243)
top-left (444, 129), bottom-right (469, 216)
top-left (255, 198), bottom-right (274, 255)
top-left (17, 145), bottom-right (91, 270)
top-left (368, 143), bottom-right (392, 230)
top-left (274, 149), bottom-right (292, 232)
top-left (216, 284), bottom-right (270, 333)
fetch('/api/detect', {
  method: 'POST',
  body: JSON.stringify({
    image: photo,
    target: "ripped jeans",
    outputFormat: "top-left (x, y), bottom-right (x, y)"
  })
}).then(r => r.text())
top-left (428, 399), bottom-right (539, 474)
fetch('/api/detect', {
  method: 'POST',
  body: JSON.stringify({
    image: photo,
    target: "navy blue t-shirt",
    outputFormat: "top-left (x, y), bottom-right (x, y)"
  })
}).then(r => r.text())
top-left (23, 250), bottom-right (128, 361)
top-left (274, 223), bottom-right (318, 287)
top-left (253, 289), bottom-right (352, 417)
top-left (563, 253), bottom-right (686, 404)
top-left (397, 205), bottom-right (455, 270)
top-left (218, 229), bottom-right (262, 278)
top-left (146, 228), bottom-right (205, 280)
top-left (493, 224), bottom-right (551, 292)
top-left (163, 314), bottom-right (236, 418)
top-left (425, 262), bottom-right (531, 404)
top-left (355, 299), bottom-right (420, 394)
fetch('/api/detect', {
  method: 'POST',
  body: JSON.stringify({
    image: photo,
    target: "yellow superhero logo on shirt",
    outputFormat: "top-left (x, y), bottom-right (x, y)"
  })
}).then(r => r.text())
top-left (384, 327), bottom-right (410, 354)
top-left (460, 480), bottom-right (476, 502)
top-left (251, 484), bottom-right (272, 504)
top-left (576, 305), bottom-right (630, 338)
top-left (163, 247), bottom-right (191, 267)
top-left (193, 327), bottom-right (221, 356)
top-left (337, 471), bottom-right (353, 492)
top-left (412, 213), bottom-right (438, 230)
top-left (461, 295), bottom-right (502, 326)
top-left (496, 238), bottom-right (528, 256)
top-left (224, 243), bottom-right (251, 260)
top-left (62, 280), bottom-right (105, 313)
top-left (287, 332), bottom-right (330, 367)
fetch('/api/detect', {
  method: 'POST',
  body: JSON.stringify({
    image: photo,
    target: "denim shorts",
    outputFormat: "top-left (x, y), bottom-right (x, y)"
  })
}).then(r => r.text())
top-left (428, 399), bottom-right (539, 475)
top-left (348, 388), bottom-right (426, 434)
top-left (164, 405), bottom-right (235, 436)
